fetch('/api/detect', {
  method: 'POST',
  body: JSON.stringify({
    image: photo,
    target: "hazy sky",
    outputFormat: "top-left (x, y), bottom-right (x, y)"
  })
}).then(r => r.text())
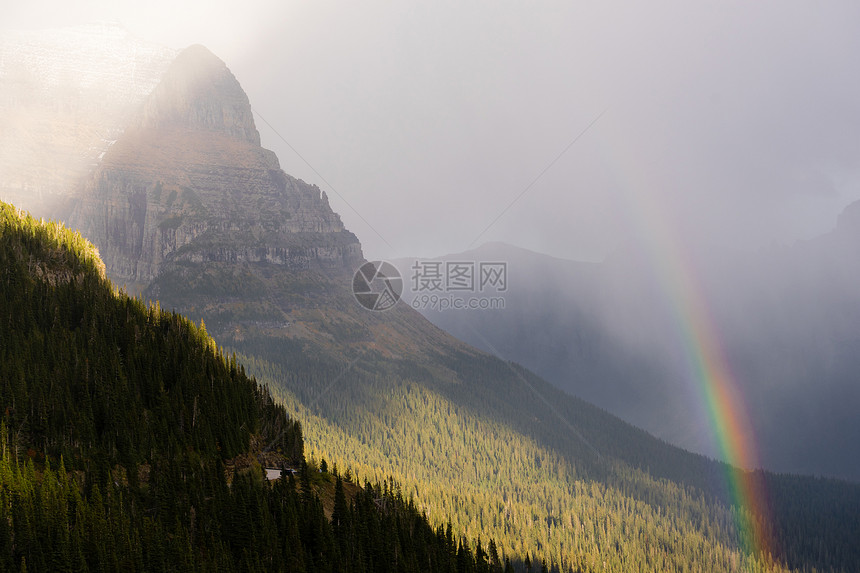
top-left (7, 1), bottom-right (860, 261)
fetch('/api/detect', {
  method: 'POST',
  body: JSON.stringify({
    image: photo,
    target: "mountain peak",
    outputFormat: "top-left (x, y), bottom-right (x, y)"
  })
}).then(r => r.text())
top-left (69, 44), bottom-right (361, 287)
top-left (137, 44), bottom-right (261, 145)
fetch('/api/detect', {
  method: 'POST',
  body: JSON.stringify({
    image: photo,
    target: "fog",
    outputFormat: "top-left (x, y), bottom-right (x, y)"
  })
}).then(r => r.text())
top-left (7, 1), bottom-right (860, 261)
top-left (5, 2), bottom-right (860, 478)
top-left (400, 225), bottom-right (860, 479)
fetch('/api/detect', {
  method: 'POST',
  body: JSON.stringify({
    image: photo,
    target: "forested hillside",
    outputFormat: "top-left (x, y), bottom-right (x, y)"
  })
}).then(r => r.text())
top-left (229, 329), bottom-right (860, 573)
top-left (0, 202), bottom-right (500, 572)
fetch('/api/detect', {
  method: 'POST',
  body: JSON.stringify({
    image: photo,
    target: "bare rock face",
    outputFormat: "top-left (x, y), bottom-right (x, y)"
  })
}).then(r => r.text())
top-left (0, 23), bottom-right (176, 217)
top-left (70, 44), bottom-right (362, 288)
top-left (135, 44), bottom-right (261, 146)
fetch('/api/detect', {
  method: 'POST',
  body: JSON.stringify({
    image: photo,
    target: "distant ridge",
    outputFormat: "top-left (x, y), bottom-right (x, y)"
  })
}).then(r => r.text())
top-left (402, 202), bottom-right (860, 482)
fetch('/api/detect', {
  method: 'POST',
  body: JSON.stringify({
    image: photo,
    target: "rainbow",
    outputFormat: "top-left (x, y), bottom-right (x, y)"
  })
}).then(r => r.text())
top-left (597, 129), bottom-right (775, 563)
top-left (651, 226), bottom-right (775, 561)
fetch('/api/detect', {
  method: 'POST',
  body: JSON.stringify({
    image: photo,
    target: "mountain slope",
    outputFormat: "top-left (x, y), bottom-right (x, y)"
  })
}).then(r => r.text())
top-left (0, 202), bottom-right (500, 572)
top-left (398, 226), bottom-right (860, 481)
top-left (394, 242), bottom-right (711, 457)
top-left (232, 327), bottom-right (860, 572)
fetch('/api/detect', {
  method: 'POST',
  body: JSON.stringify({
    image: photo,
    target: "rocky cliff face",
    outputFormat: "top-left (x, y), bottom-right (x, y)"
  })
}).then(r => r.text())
top-left (0, 23), bottom-right (176, 217)
top-left (70, 44), bottom-right (362, 287)
top-left (135, 44), bottom-right (262, 145)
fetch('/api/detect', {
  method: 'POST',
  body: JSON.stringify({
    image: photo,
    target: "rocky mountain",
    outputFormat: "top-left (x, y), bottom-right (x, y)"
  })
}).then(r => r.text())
top-left (0, 22), bottom-right (176, 218)
top-left (68, 44), bottom-right (361, 290)
top-left (0, 25), bottom-right (360, 290)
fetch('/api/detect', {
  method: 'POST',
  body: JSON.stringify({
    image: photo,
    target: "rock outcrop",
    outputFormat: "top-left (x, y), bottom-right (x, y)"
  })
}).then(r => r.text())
top-left (70, 44), bottom-right (362, 287)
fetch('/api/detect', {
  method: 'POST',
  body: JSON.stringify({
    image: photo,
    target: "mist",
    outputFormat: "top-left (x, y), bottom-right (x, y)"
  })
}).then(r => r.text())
top-left (6, 1), bottom-right (860, 262)
top-left (5, 1), bottom-right (860, 478)
top-left (400, 218), bottom-right (860, 479)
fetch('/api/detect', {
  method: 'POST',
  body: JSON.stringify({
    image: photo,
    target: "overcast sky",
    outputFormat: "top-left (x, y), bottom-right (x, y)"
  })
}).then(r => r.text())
top-left (7, 0), bottom-right (860, 261)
